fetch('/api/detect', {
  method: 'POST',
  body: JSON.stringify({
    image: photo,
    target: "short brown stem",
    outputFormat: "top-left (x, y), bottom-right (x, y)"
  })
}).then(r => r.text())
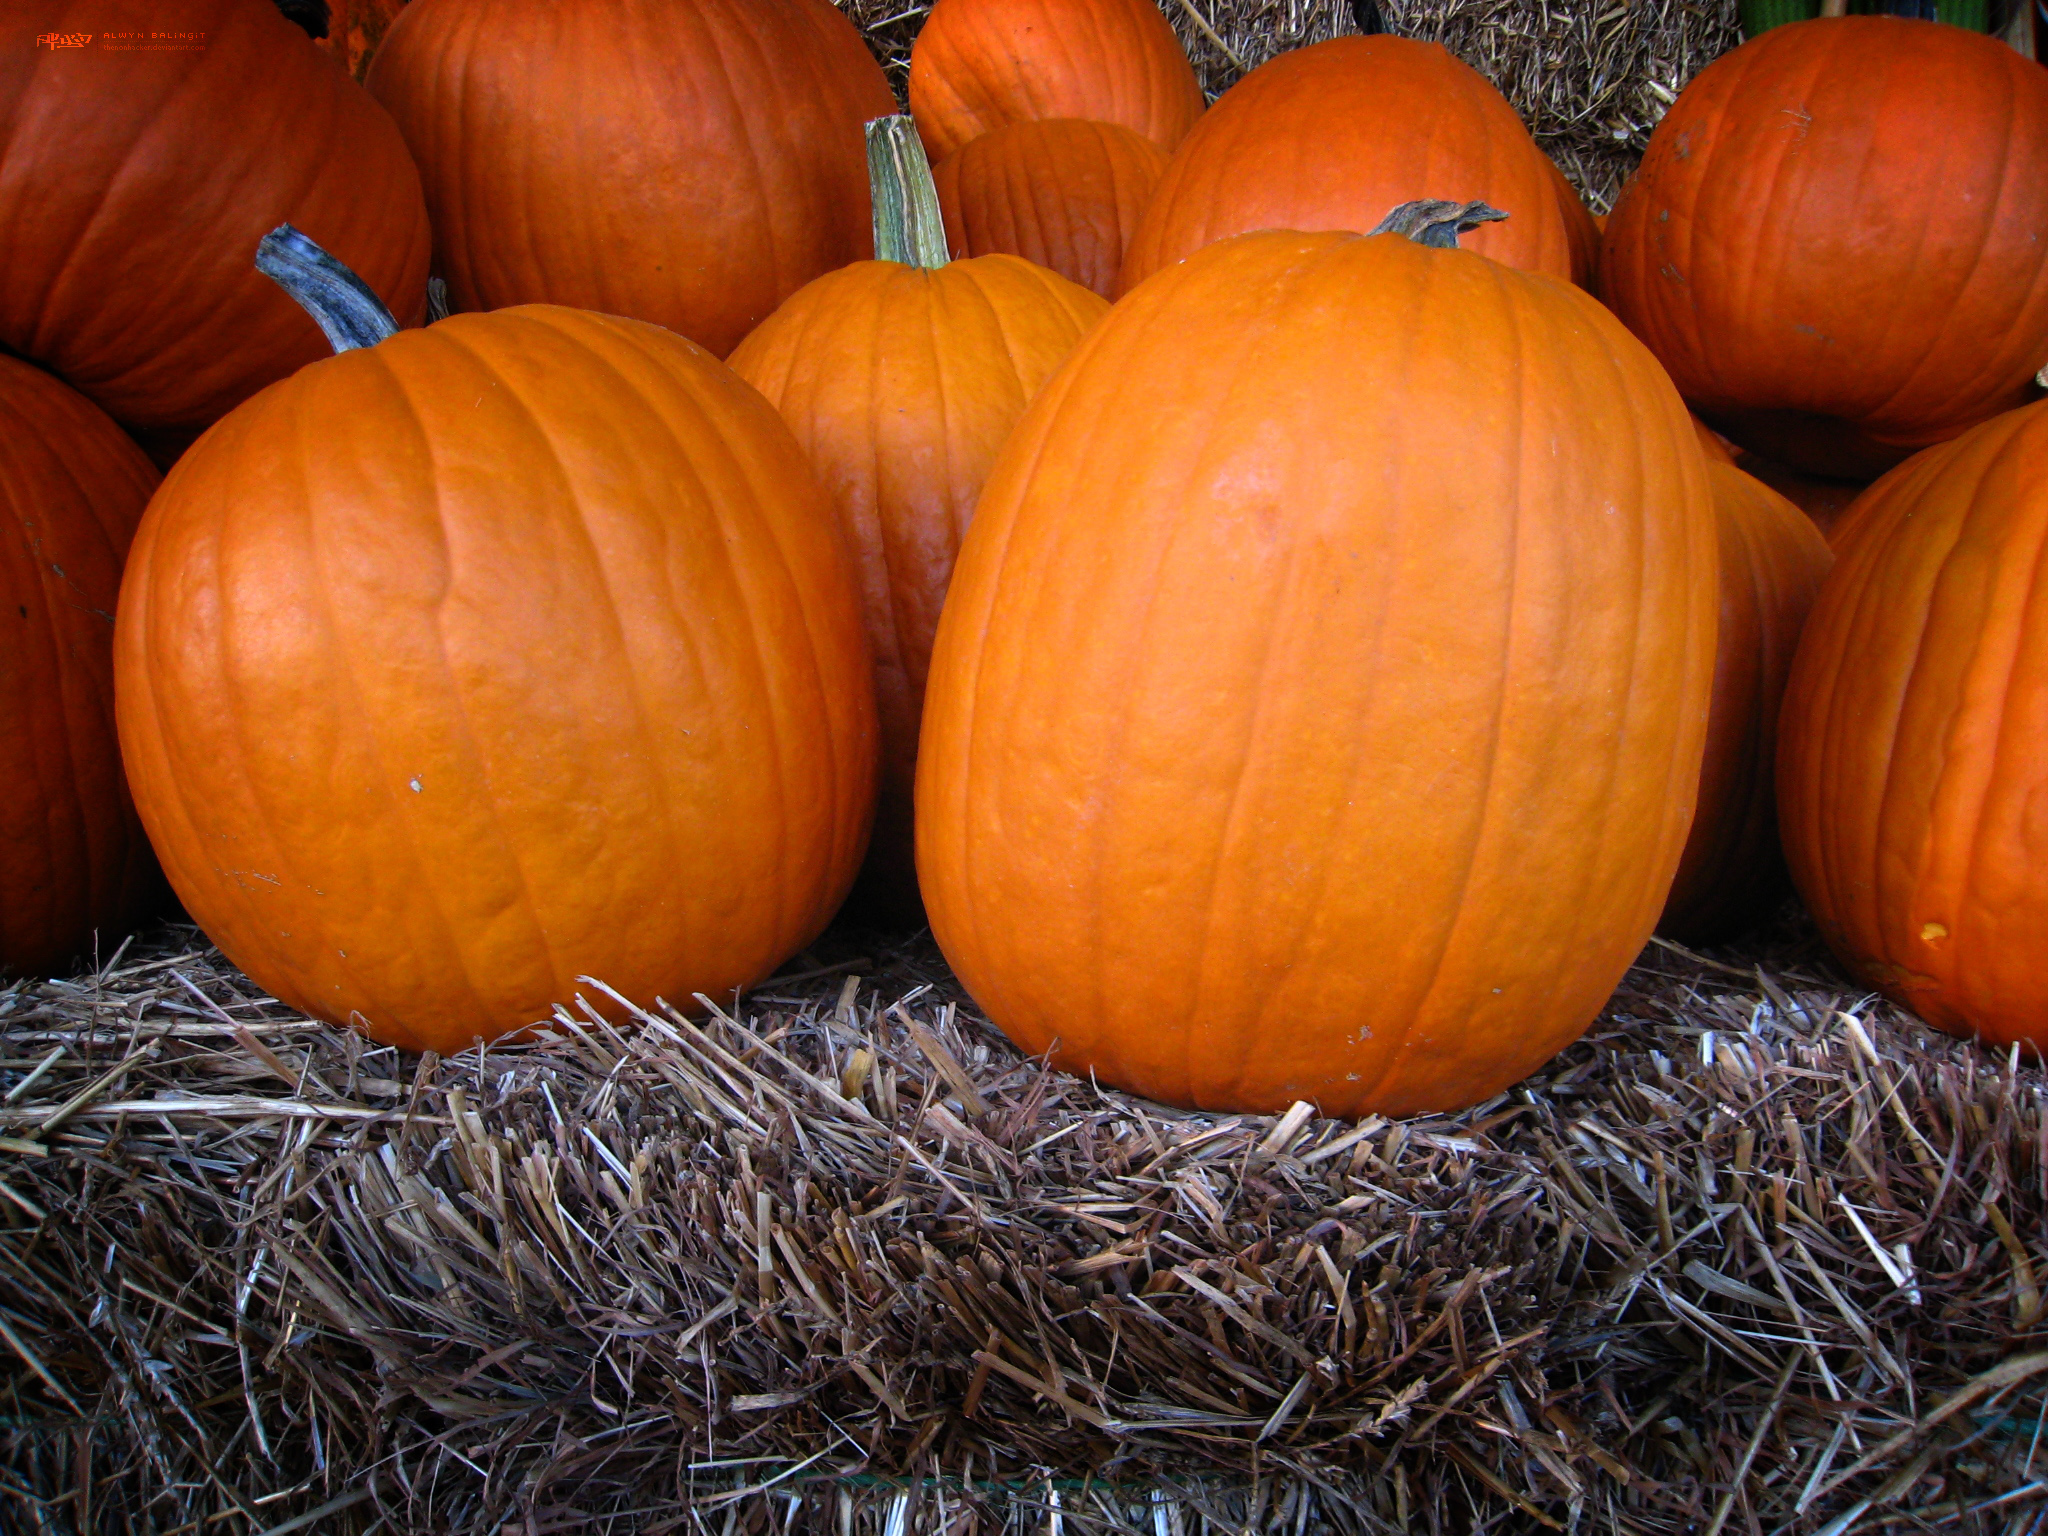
top-left (1367, 200), bottom-right (1510, 250)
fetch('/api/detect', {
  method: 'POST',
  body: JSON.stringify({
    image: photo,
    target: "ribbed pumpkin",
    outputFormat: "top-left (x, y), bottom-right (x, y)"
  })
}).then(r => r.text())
top-left (918, 207), bottom-right (1719, 1117)
top-left (1117, 38), bottom-right (1575, 296)
top-left (0, 0), bottom-right (428, 441)
top-left (2, 359), bottom-right (161, 976)
top-left (116, 237), bottom-right (877, 1054)
top-left (1659, 462), bottom-right (1832, 945)
top-left (1778, 398), bottom-right (2048, 1052)
top-left (908, 0), bottom-right (1204, 164)
top-left (1601, 18), bottom-right (2048, 479)
top-left (932, 119), bottom-right (1170, 300)
top-left (366, 0), bottom-right (895, 358)
top-left (731, 121), bottom-right (1106, 918)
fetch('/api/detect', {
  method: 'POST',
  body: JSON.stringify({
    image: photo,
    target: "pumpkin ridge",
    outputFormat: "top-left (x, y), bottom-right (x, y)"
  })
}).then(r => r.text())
top-left (322, 347), bottom-right (530, 1032)
top-left (1906, 433), bottom-right (2048, 995)
top-left (420, 317), bottom-right (712, 983)
top-left (1836, 462), bottom-right (1966, 978)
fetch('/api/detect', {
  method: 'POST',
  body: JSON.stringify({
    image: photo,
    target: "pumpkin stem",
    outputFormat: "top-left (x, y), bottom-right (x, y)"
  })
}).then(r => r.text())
top-left (1352, 0), bottom-right (1388, 33)
top-left (1367, 200), bottom-right (1510, 249)
top-left (255, 224), bottom-right (400, 353)
top-left (865, 116), bottom-right (950, 270)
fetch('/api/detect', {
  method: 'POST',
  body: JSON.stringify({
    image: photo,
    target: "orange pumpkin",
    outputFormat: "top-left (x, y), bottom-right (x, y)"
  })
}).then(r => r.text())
top-left (908, 0), bottom-right (1205, 164)
top-left (1659, 463), bottom-right (1832, 945)
top-left (367, 0), bottom-right (895, 357)
top-left (932, 119), bottom-right (1170, 300)
top-left (1601, 18), bottom-right (2048, 479)
top-left (1, 359), bottom-right (161, 976)
top-left (1779, 398), bottom-right (2048, 1053)
top-left (731, 120), bottom-right (1106, 918)
top-left (0, 0), bottom-right (428, 441)
top-left (1118, 38), bottom-right (1576, 296)
top-left (116, 236), bottom-right (877, 1054)
top-left (918, 206), bottom-right (1718, 1117)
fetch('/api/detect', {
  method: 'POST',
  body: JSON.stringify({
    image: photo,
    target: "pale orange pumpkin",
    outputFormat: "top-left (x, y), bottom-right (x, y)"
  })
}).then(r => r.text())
top-left (731, 120), bottom-right (1106, 917)
top-left (919, 204), bottom-right (1718, 1116)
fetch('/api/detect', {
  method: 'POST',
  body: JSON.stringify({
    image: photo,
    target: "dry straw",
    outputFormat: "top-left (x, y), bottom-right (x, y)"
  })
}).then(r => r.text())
top-left (1, 909), bottom-right (2044, 1533)
top-left (835, 0), bottom-right (1744, 209)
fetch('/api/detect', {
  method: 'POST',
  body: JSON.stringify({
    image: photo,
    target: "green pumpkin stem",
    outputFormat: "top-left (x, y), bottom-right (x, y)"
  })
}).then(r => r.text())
top-left (865, 116), bottom-right (950, 270)
top-left (255, 224), bottom-right (400, 353)
top-left (1368, 200), bottom-right (1510, 249)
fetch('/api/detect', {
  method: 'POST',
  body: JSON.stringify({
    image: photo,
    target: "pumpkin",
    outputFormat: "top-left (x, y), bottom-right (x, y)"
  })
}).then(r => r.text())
top-left (908, 0), bottom-right (1205, 164)
top-left (366, 0), bottom-right (895, 358)
top-left (932, 119), bottom-right (1170, 300)
top-left (1778, 397), bottom-right (2048, 1053)
top-left (1117, 38), bottom-right (1576, 297)
top-left (731, 120), bottom-right (1106, 918)
top-left (1659, 462), bottom-right (1832, 945)
top-left (1731, 451), bottom-right (1868, 541)
top-left (1601, 17), bottom-right (2048, 479)
top-left (917, 203), bottom-right (1719, 1117)
top-left (1, 359), bottom-right (161, 976)
top-left (115, 231), bottom-right (877, 1054)
top-left (1542, 153), bottom-right (1602, 290)
top-left (0, 0), bottom-right (429, 441)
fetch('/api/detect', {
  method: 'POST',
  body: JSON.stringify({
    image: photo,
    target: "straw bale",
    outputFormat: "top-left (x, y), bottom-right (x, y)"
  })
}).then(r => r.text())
top-left (2, 909), bottom-right (2043, 1533)
top-left (831, 2), bottom-right (1744, 210)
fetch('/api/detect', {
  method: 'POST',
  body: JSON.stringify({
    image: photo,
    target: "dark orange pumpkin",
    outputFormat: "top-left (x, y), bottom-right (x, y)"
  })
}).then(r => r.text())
top-left (932, 119), bottom-right (1170, 300)
top-left (1779, 398), bottom-right (2048, 1053)
top-left (116, 253), bottom-right (877, 1054)
top-left (908, 0), bottom-right (1205, 164)
top-left (1542, 153), bottom-right (1601, 290)
top-left (1601, 18), bottom-right (2048, 479)
top-left (1117, 38), bottom-right (1575, 296)
top-left (367, 0), bottom-right (895, 358)
top-left (1659, 462), bottom-right (1832, 945)
top-left (918, 210), bottom-right (1718, 1117)
top-left (0, 0), bottom-right (428, 439)
top-left (731, 120), bottom-right (1106, 918)
top-left (1732, 450), bottom-right (1869, 542)
top-left (1, 359), bottom-right (161, 976)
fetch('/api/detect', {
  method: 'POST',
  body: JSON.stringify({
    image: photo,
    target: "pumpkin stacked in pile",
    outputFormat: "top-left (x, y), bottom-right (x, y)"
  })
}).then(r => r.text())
top-left (3, 0), bottom-right (2046, 1123)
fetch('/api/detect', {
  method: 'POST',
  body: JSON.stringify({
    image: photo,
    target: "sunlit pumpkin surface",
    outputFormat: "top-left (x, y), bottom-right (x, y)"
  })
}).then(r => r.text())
top-left (116, 307), bottom-right (877, 1055)
top-left (918, 226), bottom-right (1719, 1118)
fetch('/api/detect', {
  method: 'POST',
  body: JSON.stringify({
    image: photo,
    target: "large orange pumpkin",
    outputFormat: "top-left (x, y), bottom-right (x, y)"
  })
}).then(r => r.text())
top-left (1117, 38), bottom-right (1575, 297)
top-left (116, 238), bottom-right (877, 1054)
top-left (1779, 398), bottom-right (2048, 1053)
top-left (1601, 18), bottom-right (2048, 480)
top-left (918, 207), bottom-right (1719, 1117)
top-left (366, 0), bottom-right (895, 358)
top-left (0, 0), bottom-right (428, 442)
top-left (908, 0), bottom-right (1205, 164)
top-left (731, 120), bottom-right (1106, 918)
top-left (1, 359), bottom-right (161, 976)
top-left (1659, 463), bottom-right (1832, 945)
top-left (932, 119), bottom-right (1171, 300)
